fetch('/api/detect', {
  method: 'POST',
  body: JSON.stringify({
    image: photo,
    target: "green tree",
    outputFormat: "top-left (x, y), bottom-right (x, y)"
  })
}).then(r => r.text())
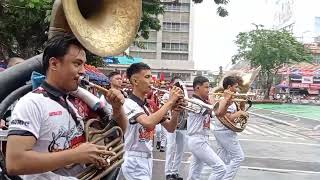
top-left (0, 0), bottom-right (52, 59)
top-left (232, 28), bottom-right (313, 99)
top-left (192, 0), bottom-right (230, 17)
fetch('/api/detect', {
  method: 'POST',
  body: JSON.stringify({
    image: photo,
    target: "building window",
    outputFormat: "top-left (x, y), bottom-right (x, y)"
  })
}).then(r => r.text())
top-left (131, 42), bottom-right (157, 51)
top-left (161, 52), bottom-right (188, 60)
top-left (163, 22), bottom-right (189, 32)
top-left (163, 3), bottom-right (190, 12)
top-left (162, 43), bottom-right (188, 51)
top-left (130, 52), bottom-right (156, 59)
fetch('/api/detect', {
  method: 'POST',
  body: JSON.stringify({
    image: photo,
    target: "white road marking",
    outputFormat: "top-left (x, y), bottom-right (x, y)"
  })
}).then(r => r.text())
top-left (245, 125), bottom-right (267, 135)
top-left (152, 159), bottom-right (320, 174)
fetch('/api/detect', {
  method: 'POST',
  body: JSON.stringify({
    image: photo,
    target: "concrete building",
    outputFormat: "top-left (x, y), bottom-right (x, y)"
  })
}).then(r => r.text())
top-left (128, 0), bottom-right (195, 81)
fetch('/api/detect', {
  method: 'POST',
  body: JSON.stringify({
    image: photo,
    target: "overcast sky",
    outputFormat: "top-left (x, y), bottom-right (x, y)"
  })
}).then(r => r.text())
top-left (192, 0), bottom-right (320, 71)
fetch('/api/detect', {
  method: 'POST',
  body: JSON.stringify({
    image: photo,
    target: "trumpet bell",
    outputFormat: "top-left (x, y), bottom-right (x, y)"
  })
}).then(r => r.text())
top-left (50, 0), bottom-right (142, 57)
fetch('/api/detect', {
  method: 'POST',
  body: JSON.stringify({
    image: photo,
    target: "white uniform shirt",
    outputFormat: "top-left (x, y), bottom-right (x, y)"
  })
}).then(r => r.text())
top-left (187, 95), bottom-right (212, 136)
top-left (123, 94), bottom-right (153, 154)
top-left (8, 81), bottom-right (85, 180)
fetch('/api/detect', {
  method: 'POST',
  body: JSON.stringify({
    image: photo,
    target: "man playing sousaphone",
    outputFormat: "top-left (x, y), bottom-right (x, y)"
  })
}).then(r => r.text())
top-left (6, 34), bottom-right (128, 179)
top-left (117, 62), bottom-right (185, 180)
top-left (213, 76), bottom-right (248, 180)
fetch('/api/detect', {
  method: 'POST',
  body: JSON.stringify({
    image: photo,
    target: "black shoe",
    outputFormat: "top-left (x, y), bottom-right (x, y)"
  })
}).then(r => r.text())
top-left (160, 146), bottom-right (165, 152)
top-left (156, 141), bottom-right (160, 150)
top-left (166, 174), bottom-right (176, 180)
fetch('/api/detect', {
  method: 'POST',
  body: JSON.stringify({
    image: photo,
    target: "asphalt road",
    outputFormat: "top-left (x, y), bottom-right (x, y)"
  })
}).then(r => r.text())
top-left (151, 108), bottom-right (320, 180)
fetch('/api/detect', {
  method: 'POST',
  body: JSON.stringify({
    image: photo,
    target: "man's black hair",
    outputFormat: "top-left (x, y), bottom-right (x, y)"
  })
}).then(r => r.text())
top-left (223, 76), bottom-right (238, 89)
top-left (126, 62), bottom-right (151, 81)
top-left (108, 71), bottom-right (121, 79)
top-left (42, 33), bottom-right (83, 74)
top-left (193, 76), bottom-right (209, 89)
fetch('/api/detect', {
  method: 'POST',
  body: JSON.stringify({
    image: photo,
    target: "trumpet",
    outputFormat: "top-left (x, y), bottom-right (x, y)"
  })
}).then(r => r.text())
top-left (151, 86), bottom-right (214, 114)
top-left (79, 77), bottom-right (125, 104)
top-left (210, 92), bottom-right (256, 97)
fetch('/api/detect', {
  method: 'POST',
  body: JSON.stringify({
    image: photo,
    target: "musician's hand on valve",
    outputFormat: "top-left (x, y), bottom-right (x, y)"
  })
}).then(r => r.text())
top-left (74, 142), bottom-right (116, 168)
top-left (239, 111), bottom-right (249, 117)
top-left (172, 99), bottom-right (186, 112)
top-left (168, 86), bottom-right (183, 104)
top-left (105, 89), bottom-right (125, 109)
top-left (223, 89), bottom-right (234, 105)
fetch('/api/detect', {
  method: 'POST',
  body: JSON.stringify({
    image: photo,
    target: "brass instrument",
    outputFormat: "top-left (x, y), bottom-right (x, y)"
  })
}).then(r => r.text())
top-left (50, 0), bottom-right (140, 178)
top-left (210, 66), bottom-right (261, 132)
top-left (151, 86), bottom-right (214, 114)
top-left (0, 0), bottom-right (141, 179)
top-left (79, 77), bottom-right (125, 105)
top-left (77, 119), bottom-right (124, 180)
top-left (49, 0), bottom-right (142, 56)
top-left (210, 92), bottom-right (256, 96)
top-left (210, 92), bottom-right (255, 102)
top-left (152, 85), bottom-right (249, 114)
top-left (73, 78), bottom-right (126, 179)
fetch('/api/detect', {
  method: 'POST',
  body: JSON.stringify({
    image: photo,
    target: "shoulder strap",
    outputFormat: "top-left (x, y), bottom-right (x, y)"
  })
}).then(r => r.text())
top-left (34, 88), bottom-right (79, 126)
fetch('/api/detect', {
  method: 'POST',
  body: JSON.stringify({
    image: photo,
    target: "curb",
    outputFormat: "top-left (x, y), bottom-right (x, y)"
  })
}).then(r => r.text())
top-left (249, 112), bottom-right (297, 128)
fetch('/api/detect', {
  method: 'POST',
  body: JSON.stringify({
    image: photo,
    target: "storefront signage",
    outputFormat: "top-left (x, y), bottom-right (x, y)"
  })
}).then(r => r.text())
top-left (301, 76), bottom-right (313, 84)
top-left (291, 83), bottom-right (309, 88)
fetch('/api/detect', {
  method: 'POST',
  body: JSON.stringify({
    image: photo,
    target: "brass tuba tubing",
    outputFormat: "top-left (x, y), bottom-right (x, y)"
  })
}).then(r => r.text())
top-left (76, 119), bottom-right (125, 180)
top-left (93, 159), bottom-right (125, 180)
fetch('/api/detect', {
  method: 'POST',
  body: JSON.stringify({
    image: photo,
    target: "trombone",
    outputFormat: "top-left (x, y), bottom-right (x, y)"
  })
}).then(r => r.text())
top-left (151, 86), bottom-right (214, 114)
top-left (79, 77), bottom-right (125, 104)
top-left (152, 87), bottom-right (252, 114)
top-left (209, 92), bottom-right (255, 103)
top-left (210, 92), bottom-right (256, 97)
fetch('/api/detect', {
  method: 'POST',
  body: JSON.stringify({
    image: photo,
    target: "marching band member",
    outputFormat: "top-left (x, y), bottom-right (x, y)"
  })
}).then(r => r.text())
top-left (5, 34), bottom-right (127, 179)
top-left (165, 80), bottom-right (188, 180)
top-left (165, 108), bottom-right (187, 180)
top-left (186, 76), bottom-right (232, 180)
top-left (117, 62), bottom-right (184, 180)
top-left (146, 88), bottom-right (166, 152)
top-left (108, 71), bottom-right (128, 98)
top-left (156, 84), bottom-right (169, 152)
top-left (213, 76), bottom-right (247, 180)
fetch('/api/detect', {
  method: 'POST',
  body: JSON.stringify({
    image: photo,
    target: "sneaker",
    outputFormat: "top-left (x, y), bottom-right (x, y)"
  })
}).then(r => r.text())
top-left (166, 174), bottom-right (176, 180)
top-left (156, 141), bottom-right (160, 150)
top-left (160, 146), bottom-right (165, 152)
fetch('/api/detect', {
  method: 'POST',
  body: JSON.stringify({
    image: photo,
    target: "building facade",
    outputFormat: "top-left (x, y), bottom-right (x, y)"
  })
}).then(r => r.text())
top-left (128, 0), bottom-right (195, 81)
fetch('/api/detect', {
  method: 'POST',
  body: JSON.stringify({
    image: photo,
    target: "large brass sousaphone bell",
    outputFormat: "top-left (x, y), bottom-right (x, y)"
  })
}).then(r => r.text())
top-left (0, 0), bottom-right (142, 179)
top-left (50, 0), bottom-right (142, 56)
top-left (0, 0), bottom-right (142, 101)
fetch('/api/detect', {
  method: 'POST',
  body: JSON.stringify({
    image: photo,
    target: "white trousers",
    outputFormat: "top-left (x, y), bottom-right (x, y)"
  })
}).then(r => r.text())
top-left (214, 130), bottom-right (244, 180)
top-left (187, 135), bottom-right (226, 180)
top-left (165, 130), bottom-right (186, 175)
top-left (117, 153), bottom-right (153, 180)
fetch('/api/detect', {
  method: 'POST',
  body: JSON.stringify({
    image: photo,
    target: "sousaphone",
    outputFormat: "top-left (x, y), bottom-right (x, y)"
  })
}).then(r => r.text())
top-left (0, 0), bottom-right (142, 179)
